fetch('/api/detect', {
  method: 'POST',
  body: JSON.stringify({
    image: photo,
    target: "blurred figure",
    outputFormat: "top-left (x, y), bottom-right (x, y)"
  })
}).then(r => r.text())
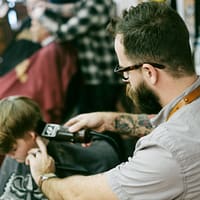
top-left (0, 0), bottom-right (78, 123)
top-left (28, 15), bottom-right (78, 122)
top-left (31, 0), bottom-right (124, 114)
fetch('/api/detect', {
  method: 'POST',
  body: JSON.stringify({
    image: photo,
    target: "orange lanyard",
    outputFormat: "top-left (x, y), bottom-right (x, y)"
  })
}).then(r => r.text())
top-left (167, 85), bottom-right (200, 120)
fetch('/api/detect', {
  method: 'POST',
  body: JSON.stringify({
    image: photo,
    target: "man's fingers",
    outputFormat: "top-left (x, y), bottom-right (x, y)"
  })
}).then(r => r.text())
top-left (25, 153), bottom-right (35, 165)
top-left (68, 120), bottom-right (88, 132)
top-left (65, 115), bottom-right (88, 132)
top-left (36, 136), bottom-right (47, 154)
top-left (65, 115), bottom-right (80, 127)
top-left (28, 148), bottom-right (41, 154)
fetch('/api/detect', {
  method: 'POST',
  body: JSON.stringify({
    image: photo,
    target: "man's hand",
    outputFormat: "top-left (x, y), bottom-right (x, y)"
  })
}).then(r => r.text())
top-left (65, 112), bottom-right (116, 133)
top-left (25, 137), bottom-right (55, 185)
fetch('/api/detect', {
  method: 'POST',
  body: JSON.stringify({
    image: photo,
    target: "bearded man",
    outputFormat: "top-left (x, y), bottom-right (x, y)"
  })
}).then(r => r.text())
top-left (26, 2), bottom-right (200, 200)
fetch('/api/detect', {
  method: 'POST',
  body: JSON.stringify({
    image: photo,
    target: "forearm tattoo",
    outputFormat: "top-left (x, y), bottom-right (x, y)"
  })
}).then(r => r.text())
top-left (114, 114), bottom-right (153, 137)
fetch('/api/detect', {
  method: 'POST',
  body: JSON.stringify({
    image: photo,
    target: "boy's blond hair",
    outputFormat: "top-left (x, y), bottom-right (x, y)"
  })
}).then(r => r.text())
top-left (0, 96), bottom-right (43, 154)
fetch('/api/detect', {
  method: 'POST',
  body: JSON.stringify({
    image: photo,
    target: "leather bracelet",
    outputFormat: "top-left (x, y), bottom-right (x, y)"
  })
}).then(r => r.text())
top-left (38, 173), bottom-right (57, 191)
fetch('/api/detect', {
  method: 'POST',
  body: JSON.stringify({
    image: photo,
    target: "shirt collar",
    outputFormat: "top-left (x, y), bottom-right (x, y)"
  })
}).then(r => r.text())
top-left (151, 75), bottom-right (200, 127)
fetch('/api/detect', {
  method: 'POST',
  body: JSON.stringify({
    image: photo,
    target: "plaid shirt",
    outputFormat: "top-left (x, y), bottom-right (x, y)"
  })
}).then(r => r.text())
top-left (40, 0), bottom-right (121, 85)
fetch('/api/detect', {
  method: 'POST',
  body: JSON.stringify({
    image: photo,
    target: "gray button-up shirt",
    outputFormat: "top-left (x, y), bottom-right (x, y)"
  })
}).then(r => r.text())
top-left (106, 76), bottom-right (200, 200)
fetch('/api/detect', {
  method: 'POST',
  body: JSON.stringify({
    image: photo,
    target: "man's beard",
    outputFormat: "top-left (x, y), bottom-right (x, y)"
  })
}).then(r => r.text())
top-left (126, 82), bottom-right (162, 114)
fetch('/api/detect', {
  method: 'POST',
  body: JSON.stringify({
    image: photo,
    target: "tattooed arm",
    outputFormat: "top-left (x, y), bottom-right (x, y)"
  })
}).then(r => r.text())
top-left (65, 112), bottom-right (153, 138)
top-left (113, 113), bottom-right (153, 137)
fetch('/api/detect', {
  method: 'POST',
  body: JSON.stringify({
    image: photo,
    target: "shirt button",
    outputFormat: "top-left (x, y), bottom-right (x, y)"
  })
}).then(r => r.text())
top-left (184, 98), bottom-right (189, 102)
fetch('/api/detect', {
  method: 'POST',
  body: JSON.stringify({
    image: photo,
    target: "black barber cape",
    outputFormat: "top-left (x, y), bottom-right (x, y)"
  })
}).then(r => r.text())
top-left (0, 139), bottom-right (121, 200)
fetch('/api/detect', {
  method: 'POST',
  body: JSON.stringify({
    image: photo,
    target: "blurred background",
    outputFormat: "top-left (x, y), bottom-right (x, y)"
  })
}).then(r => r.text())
top-left (0, 0), bottom-right (200, 73)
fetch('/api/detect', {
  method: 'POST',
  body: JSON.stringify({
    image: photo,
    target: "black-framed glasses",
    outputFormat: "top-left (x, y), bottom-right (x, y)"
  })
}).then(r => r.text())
top-left (114, 62), bottom-right (165, 81)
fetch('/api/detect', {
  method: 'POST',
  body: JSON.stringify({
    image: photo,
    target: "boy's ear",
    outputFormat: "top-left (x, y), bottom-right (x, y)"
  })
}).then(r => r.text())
top-left (27, 131), bottom-right (37, 140)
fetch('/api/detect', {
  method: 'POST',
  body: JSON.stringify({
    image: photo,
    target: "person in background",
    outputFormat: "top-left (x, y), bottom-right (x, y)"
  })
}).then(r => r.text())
top-left (0, 0), bottom-right (78, 123)
top-left (28, 12), bottom-right (78, 123)
top-left (31, 0), bottom-right (125, 114)
top-left (26, 2), bottom-right (200, 200)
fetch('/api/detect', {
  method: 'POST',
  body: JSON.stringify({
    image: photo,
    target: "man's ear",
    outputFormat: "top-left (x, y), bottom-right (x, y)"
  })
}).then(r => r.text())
top-left (142, 64), bottom-right (158, 85)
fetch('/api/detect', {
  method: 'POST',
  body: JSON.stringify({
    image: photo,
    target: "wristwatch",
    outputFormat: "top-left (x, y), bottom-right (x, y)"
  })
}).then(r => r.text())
top-left (38, 173), bottom-right (57, 190)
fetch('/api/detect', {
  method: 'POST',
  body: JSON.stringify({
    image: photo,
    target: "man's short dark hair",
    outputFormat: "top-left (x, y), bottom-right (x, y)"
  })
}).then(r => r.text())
top-left (109, 2), bottom-right (195, 77)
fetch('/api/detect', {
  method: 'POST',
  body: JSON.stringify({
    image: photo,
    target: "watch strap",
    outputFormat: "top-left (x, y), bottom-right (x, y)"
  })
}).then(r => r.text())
top-left (38, 173), bottom-right (57, 190)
